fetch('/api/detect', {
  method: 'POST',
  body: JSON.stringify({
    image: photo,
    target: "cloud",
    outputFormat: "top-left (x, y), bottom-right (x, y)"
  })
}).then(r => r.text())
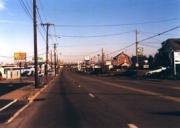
top-left (0, 0), bottom-right (5, 10)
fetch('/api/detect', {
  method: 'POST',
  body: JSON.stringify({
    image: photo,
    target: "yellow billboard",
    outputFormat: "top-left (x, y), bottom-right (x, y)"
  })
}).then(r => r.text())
top-left (14, 52), bottom-right (27, 60)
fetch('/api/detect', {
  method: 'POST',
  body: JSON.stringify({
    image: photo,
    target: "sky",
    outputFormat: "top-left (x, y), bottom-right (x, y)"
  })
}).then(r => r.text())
top-left (0, 0), bottom-right (180, 63)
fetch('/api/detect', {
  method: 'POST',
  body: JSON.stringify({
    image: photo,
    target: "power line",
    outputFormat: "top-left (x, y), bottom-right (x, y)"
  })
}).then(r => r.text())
top-left (37, 7), bottom-right (46, 31)
top-left (139, 25), bottom-right (180, 43)
top-left (18, 0), bottom-right (32, 19)
top-left (53, 26), bottom-right (59, 43)
top-left (139, 44), bottom-right (159, 49)
top-left (37, 0), bottom-right (47, 22)
top-left (108, 43), bottom-right (135, 56)
top-left (141, 31), bottom-right (180, 37)
top-left (17, 0), bottom-right (46, 42)
top-left (107, 25), bottom-right (180, 56)
top-left (50, 31), bottom-right (133, 38)
top-left (55, 18), bottom-right (180, 28)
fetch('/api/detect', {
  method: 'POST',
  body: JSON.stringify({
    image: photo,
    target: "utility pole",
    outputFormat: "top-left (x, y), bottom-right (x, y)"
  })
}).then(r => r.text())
top-left (33, 0), bottom-right (38, 88)
top-left (97, 54), bottom-right (100, 65)
top-left (102, 48), bottom-right (104, 66)
top-left (57, 53), bottom-right (59, 73)
top-left (50, 50), bottom-right (53, 70)
top-left (101, 48), bottom-right (105, 72)
top-left (135, 29), bottom-right (139, 68)
top-left (41, 23), bottom-right (54, 82)
top-left (53, 43), bottom-right (57, 76)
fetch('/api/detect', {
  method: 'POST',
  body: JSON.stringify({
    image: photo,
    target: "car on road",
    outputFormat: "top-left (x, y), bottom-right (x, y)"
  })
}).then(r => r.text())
top-left (145, 67), bottom-right (167, 75)
top-left (145, 66), bottom-right (172, 79)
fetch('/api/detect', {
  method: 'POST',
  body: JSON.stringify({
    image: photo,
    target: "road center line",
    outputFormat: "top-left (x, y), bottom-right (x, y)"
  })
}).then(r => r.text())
top-left (128, 124), bottom-right (138, 128)
top-left (80, 76), bottom-right (180, 103)
top-left (89, 93), bottom-right (95, 98)
top-left (0, 99), bottom-right (17, 112)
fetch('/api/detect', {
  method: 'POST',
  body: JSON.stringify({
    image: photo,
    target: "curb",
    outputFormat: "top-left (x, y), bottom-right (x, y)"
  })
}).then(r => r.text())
top-left (6, 77), bottom-right (56, 124)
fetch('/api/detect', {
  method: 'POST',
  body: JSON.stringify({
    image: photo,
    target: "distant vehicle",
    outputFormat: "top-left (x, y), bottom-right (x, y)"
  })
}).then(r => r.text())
top-left (144, 66), bottom-right (173, 79)
top-left (145, 66), bottom-right (167, 76)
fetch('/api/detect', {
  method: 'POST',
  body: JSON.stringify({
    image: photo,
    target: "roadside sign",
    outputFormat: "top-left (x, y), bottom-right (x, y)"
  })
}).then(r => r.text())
top-left (143, 65), bottom-right (149, 69)
top-left (14, 52), bottom-right (26, 61)
top-left (173, 51), bottom-right (180, 76)
top-left (174, 52), bottom-right (180, 64)
top-left (84, 56), bottom-right (90, 61)
top-left (137, 47), bottom-right (143, 56)
top-left (105, 60), bottom-right (111, 65)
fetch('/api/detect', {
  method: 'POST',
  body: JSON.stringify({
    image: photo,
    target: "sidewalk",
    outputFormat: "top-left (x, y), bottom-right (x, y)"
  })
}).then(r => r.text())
top-left (0, 84), bottom-right (35, 101)
top-left (0, 75), bottom-right (56, 101)
top-left (0, 75), bottom-right (57, 125)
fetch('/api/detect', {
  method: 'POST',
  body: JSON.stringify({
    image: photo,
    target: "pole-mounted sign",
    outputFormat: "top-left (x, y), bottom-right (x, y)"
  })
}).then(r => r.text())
top-left (14, 52), bottom-right (26, 61)
top-left (174, 51), bottom-right (180, 76)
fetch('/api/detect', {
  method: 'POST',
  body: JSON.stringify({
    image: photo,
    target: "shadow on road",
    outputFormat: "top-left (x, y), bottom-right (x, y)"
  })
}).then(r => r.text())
top-left (59, 75), bottom-right (80, 128)
top-left (151, 111), bottom-right (180, 117)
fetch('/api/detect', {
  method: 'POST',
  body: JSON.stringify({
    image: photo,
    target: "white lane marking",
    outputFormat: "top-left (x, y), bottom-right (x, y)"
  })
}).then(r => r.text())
top-left (28, 85), bottom-right (48, 103)
top-left (7, 102), bottom-right (29, 123)
top-left (150, 84), bottom-right (180, 91)
top-left (7, 75), bottom-right (58, 124)
top-left (79, 76), bottom-right (180, 103)
top-left (170, 86), bottom-right (180, 90)
top-left (128, 124), bottom-right (138, 128)
top-left (8, 84), bottom-right (14, 87)
top-left (0, 99), bottom-right (17, 112)
top-left (7, 81), bottom-right (52, 124)
top-left (89, 93), bottom-right (95, 98)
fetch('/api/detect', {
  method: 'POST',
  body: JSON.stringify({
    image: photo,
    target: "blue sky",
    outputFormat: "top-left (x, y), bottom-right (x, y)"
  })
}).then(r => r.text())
top-left (0, 0), bottom-right (180, 63)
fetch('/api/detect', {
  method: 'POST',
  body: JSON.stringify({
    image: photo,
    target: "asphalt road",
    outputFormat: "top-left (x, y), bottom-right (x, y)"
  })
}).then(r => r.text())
top-left (0, 82), bottom-right (31, 96)
top-left (3, 68), bottom-right (180, 128)
top-left (0, 82), bottom-right (32, 124)
top-left (0, 100), bottom-right (27, 124)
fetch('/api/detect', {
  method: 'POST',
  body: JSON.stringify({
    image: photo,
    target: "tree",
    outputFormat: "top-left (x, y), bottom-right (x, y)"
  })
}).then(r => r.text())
top-left (131, 55), bottom-right (148, 69)
top-left (148, 55), bottom-right (154, 69)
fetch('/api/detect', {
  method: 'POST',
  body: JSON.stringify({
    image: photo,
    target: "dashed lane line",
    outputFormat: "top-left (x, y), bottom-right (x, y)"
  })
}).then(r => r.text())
top-left (128, 124), bottom-right (138, 128)
top-left (0, 99), bottom-right (17, 112)
top-left (78, 76), bottom-right (180, 103)
top-left (89, 93), bottom-right (96, 98)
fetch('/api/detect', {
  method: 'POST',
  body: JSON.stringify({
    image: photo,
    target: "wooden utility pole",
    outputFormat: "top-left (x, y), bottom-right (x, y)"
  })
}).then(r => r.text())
top-left (97, 54), bottom-right (100, 65)
top-left (50, 50), bottom-right (53, 70)
top-left (33, 0), bottom-right (38, 88)
top-left (54, 43), bottom-right (57, 76)
top-left (102, 48), bottom-right (104, 66)
top-left (101, 48), bottom-right (105, 72)
top-left (41, 23), bottom-right (54, 82)
top-left (135, 29), bottom-right (139, 68)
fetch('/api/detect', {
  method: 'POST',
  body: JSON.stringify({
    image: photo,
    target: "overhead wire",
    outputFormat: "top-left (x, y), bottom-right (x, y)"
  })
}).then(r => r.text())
top-left (18, 0), bottom-right (32, 19)
top-left (139, 25), bottom-right (180, 43)
top-left (50, 31), bottom-right (134, 38)
top-left (106, 25), bottom-right (180, 57)
top-left (55, 18), bottom-right (180, 28)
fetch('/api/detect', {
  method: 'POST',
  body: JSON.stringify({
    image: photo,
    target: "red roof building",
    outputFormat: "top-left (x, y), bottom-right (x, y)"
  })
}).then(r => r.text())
top-left (113, 52), bottom-right (131, 68)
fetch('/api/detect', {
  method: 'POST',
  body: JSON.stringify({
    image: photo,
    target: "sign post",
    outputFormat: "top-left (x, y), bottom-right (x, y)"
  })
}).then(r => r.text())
top-left (14, 52), bottom-right (27, 81)
top-left (174, 51), bottom-right (180, 76)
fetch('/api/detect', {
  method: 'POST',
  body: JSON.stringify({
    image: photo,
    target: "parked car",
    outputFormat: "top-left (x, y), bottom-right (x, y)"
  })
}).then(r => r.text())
top-left (145, 66), bottom-right (167, 76)
top-left (145, 66), bottom-right (172, 79)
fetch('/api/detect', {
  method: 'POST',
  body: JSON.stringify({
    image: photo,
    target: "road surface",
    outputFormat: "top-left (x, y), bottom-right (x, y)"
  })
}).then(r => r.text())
top-left (0, 82), bottom-right (31, 96)
top-left (3, 68), bottom-right (180, 128)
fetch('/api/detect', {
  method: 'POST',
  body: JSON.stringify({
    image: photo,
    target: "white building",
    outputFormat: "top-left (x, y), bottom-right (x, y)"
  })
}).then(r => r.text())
top-left (0, 66), bottom-right (21, 80)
